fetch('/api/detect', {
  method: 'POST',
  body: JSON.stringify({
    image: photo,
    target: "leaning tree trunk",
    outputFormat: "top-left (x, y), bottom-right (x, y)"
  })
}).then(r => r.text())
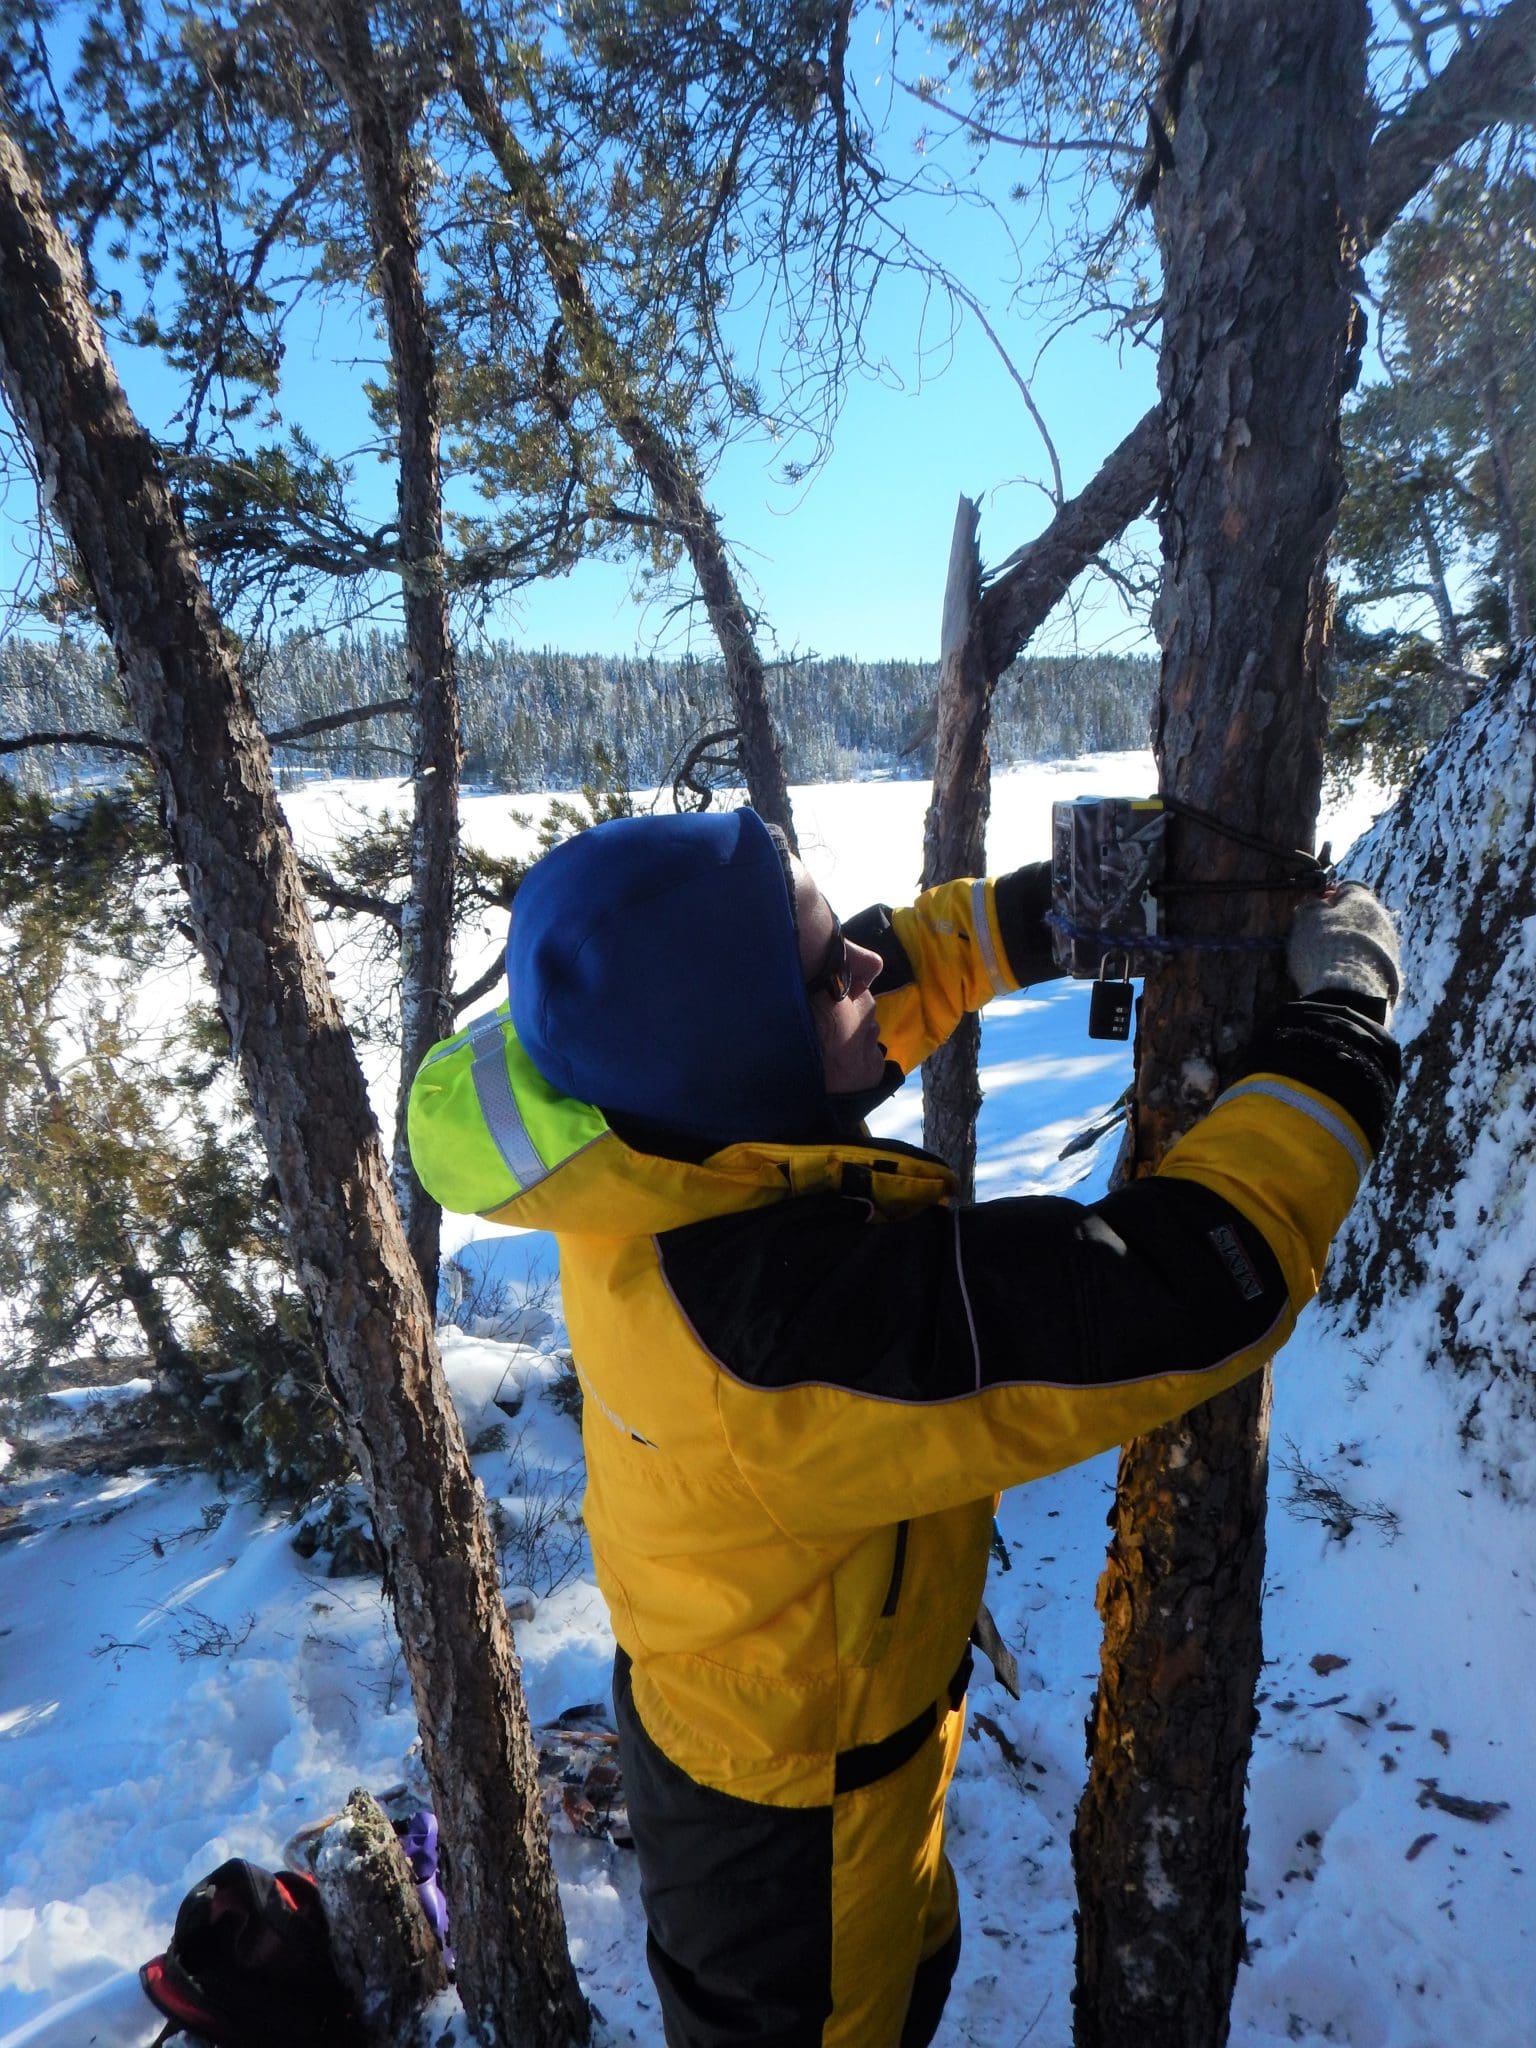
top-left (1070, 9), bottom-right (1368, 2047)
top-left (444, 4), bottom-right (797, 845)
top-left (283, 0), bottom-right (463, 1308)
top-left (921, 497), bottom-right (988, 1189)
top-left (0, 128), bottom-right (588, 2048)
top-left (1413, 501), bottom-right (1464, 673)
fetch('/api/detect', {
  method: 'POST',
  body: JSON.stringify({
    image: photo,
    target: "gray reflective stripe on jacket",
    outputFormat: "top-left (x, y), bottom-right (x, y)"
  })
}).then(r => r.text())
top-left (469, 1009), bottom-right (549, 1189)
top-left (1214, 1077), bottom-right (1371, 1181)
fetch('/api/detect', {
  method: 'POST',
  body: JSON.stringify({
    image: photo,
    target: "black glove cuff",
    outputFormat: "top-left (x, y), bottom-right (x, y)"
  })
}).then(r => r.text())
top-left (1303, 986), bottom-right (1392, 1027)
top-left (993, 861), bottom-right (1058, 987)
top-left (1235, 1000), bottom-right (1401, 1156)
top-left (842, 902), bottom-right (914, 994)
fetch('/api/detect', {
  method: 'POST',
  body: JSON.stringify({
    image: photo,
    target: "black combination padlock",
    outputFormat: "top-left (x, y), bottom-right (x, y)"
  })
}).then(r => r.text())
top-left (1088, 954), bottom-right (1134, 1041)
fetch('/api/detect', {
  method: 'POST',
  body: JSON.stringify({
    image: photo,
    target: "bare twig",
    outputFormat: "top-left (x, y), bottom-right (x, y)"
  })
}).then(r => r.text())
top-left (946, 279), bottom-right (1064, 507)
top-left (899, 79), bottom-right (1141, 159)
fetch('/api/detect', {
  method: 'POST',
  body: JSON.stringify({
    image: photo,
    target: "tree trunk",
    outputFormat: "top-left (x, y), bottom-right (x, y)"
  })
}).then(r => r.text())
top-left (1481, 373), bottom-right (1532, 644)
top-left (1071, 9), bottom-right (1368, 2047)
top-left (308, 1788), bottom-right (450, 2047)
top-left (1413, 499), bottom-right (1464, 671)
top-left (116, 1258), bottom-right (193, 1385)
top-left (443, 5), bottom-right (797, 844)
top-left (920, 497), bottom-right (988, 1190)
top-left (284, 0), bottom-right (462, 1306)
top-left (0, 126), bottom-right (588, 2048)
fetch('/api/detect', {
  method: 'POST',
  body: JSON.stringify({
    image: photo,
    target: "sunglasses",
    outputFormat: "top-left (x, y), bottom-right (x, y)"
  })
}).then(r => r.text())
top-left (805, 912), bottom-right (853, 1002)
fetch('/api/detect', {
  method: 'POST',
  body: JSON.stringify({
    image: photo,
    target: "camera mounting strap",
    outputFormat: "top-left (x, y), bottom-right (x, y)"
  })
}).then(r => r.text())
top-left (1156, 793), bottom-right (1332, 897)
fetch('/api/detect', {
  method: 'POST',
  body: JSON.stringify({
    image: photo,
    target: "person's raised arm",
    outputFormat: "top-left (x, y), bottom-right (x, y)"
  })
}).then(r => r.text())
top-left (847, 860), bottom-right (1059, 1076)
top-left (682, 889), bottom-right (1400, 1537)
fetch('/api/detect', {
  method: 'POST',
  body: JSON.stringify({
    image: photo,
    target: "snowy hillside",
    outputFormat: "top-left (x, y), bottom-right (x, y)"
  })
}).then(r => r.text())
top-left (3, 745), bottom-right (1532, 2048)
top-left (1327, 649), bottom-right (1536, 1496)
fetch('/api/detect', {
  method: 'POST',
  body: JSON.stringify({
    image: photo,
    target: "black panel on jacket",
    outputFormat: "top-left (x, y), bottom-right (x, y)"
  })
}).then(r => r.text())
top-left (657, 1172), bottom-right (1288, 1404)
top-left (661, 1193), bottom-right (979, 1400)
top-left (1237, 999), bottom-right (1401, 1153)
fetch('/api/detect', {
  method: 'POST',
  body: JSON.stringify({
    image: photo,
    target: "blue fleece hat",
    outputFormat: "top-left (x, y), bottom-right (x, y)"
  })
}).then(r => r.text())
top-left (508, 810), bottom-right (827, 1147)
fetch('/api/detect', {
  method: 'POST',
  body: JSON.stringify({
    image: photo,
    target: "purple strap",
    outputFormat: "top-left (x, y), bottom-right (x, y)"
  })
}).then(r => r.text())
top-left (400, 1810), bottom-right (453, 1968)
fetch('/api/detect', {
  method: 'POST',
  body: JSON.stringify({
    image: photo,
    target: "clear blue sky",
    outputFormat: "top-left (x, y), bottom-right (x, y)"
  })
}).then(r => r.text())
top-left (517, 287), bottom-right (1159, 664)
top-left (1, 9), bottom-right (1162, 664)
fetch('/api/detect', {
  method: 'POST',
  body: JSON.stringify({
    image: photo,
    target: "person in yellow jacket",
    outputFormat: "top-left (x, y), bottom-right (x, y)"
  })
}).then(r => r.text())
top-left (408, 809), bottom-right (1400, 2048)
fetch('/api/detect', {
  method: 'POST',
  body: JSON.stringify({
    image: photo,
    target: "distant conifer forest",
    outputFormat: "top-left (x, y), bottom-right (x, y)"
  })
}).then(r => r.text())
top-left (0, 633), bottom-right (1156, 790)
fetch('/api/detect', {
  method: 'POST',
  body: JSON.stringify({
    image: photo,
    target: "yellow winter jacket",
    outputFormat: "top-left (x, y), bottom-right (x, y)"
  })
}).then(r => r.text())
top-left (409, 874), bottom-right (1396, 1809)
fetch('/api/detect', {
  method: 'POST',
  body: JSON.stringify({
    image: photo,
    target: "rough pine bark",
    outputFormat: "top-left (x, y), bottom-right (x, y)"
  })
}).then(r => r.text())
top-left (444, 5), bottom-right (798, 845)
top-left (1070, 8), bottom-right (1369, 2046)
top-left (282, 0), bottom-right (463, 1304)
top-left (0, 128), bottom-right (588, 2048)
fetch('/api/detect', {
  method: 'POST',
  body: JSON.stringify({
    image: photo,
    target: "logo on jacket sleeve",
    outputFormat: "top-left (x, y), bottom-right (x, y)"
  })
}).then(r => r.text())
top-left (1208, 1224), bottom-right (1265, 1302)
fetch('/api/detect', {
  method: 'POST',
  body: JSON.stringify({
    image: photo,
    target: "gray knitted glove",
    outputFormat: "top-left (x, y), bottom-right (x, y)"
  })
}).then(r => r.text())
top-left (1287, 883), bottom-right (1401, 1019)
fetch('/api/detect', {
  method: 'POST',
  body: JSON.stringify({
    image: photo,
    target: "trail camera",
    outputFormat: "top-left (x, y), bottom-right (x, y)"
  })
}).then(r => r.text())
top-left (1051, 796), bottom-right (1168, 979)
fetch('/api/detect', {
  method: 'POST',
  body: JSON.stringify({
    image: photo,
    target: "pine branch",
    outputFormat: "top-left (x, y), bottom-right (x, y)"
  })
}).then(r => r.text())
top-left (0, 727), bottom-right (149, 757)
top-left (451, 953), bottom-right (505, 1019)
top-left (978, 407), bottom-right (1165, 677)
top-left (267, 696), bottom-right (411, 744)
top-left (898, 80), bottom-right (1142, 159)
top-left (298, 861), bottom-right (403, 931)
top-left (2, 700), bottom-right (412, 761)
top-left (972, 16), bottom-right (1536, 680)
top-left (1365, 0), bottom-right (1536, 246)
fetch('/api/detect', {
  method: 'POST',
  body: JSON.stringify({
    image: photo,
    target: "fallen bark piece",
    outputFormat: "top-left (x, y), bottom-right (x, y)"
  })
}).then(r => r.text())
top-left (972, 1712), bottom-right (1027, 1773)
top-left (1416, 1777), bottom-right (1510, 1823)
top-left (1310, 1653), bottom-right (1350, 1675)
top-left (310, 1788), bottom-right (449, 2047)
top-left (971, 1601), bottom-right (1022, 1700)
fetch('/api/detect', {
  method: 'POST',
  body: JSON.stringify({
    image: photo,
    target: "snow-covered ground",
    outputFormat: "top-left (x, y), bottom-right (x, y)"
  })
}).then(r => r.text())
top-left (4, 755), bottom-right (1531, 2048)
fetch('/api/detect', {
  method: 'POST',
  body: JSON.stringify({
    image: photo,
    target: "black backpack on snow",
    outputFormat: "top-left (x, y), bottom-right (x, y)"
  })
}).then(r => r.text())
top-left (139, 1857), bottom-right (362, 2046)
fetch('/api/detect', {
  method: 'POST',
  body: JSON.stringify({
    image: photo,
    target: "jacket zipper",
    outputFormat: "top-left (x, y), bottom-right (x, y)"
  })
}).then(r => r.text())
top-left (880, 1520), bottom-right (909, 1619)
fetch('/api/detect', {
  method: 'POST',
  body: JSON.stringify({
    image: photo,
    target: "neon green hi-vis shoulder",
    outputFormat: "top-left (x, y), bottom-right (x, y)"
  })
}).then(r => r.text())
top-left (407, 1003), bottom-right (609, 1217)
